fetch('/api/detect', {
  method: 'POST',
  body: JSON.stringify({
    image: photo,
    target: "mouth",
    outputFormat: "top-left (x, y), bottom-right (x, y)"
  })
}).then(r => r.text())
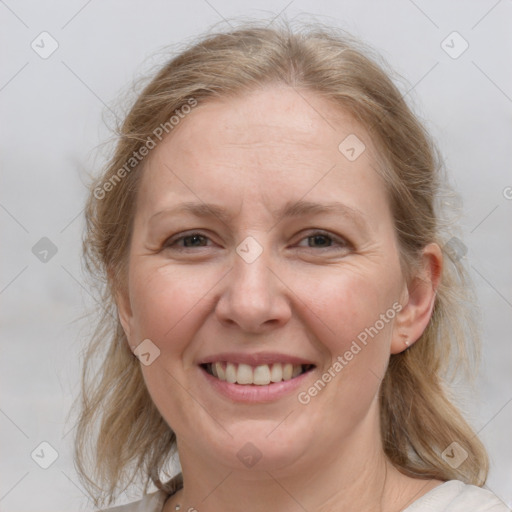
top-left (200, 362), bottom-right (316, 386)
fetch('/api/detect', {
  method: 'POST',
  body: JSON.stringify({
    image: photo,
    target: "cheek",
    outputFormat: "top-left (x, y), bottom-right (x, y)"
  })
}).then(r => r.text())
top-left (128, 263), bottom-right (217, 353)
top-left (306, 266), bottom-right (398, 351)
top-left (298, 270), bottom-right (399, 418)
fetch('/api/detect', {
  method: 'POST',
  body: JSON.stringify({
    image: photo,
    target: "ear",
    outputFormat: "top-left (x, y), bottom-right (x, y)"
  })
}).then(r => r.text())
top-left (115, 282), bottom-right (135, 347)
top-left (390, 243), bottom-right (443, 355)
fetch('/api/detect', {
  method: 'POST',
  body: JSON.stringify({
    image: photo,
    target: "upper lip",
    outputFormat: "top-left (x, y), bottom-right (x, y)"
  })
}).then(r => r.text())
top-left (197, 352), bottom-right (316, 367)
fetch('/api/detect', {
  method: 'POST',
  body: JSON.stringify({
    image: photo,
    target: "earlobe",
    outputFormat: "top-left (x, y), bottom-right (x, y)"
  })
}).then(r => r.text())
top-left (390, 243), bottom-right (443, 355)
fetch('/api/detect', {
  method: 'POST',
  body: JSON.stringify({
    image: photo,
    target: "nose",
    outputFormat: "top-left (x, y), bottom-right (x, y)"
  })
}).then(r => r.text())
top-left (215, 240), bottom-right (292, 333)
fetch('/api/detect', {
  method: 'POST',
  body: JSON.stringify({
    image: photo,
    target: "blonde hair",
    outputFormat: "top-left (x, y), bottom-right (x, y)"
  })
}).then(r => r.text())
top-left (74, 18), bottom-right (489, 508)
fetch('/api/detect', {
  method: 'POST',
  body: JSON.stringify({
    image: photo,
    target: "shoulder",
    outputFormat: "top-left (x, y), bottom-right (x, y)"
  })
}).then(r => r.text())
top-left (99, 490), bottom-right (169, 512)
top-left (405, 480), bottom-right (510, 512)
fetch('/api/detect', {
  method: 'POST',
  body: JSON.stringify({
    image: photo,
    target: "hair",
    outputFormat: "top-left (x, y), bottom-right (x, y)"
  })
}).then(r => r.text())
top-left (73, 17), bottom-right (489, 508)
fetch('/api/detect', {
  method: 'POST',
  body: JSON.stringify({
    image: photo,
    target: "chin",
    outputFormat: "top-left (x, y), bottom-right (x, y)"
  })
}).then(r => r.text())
top-left (199, 417), bottom-right (316, 473)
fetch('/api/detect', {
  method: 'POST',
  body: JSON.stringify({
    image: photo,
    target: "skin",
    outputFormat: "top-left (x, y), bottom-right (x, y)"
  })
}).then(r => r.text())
top-left (116, 84), bottom-right (444, 512)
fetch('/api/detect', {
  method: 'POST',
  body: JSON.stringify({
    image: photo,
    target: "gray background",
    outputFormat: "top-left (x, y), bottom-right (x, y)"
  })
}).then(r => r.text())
top-left (1, 0), bottom-right (511, 510)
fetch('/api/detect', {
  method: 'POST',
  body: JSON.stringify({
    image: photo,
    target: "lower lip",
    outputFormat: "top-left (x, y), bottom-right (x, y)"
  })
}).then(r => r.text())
top-left (199, 366), bottom-right (314, 403)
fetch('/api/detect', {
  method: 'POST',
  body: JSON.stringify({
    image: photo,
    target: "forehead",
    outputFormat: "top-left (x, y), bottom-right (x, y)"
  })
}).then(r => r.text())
top-left (136, 85), bottom-right (385, 222)
top-left (169, 85), bottom-right (362, 154)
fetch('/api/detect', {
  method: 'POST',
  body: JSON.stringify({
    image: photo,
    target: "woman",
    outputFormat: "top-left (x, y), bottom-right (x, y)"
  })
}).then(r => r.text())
top-left (74, 20), bottom-right (509, 512)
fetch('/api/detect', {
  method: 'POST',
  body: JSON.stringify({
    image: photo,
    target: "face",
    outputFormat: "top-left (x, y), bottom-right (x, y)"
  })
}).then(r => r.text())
top-left (118, 85), bottom-right (414, 474)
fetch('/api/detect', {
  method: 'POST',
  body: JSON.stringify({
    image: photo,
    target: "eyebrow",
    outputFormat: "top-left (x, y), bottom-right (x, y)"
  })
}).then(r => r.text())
top-left (148, 199), bottom-right (370, 231)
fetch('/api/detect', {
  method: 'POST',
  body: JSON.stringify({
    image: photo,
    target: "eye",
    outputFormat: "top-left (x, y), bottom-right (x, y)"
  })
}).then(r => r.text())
top-left (163, 232), bottom-right (212, 250)
top-left (296, 230), bottom-right (350, 251)
top-left (162, 230), bottom-right (350, 252)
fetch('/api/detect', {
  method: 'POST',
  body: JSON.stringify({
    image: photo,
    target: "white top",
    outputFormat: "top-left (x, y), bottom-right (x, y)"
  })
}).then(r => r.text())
top-left (101, 480), bottom-right (510, 511)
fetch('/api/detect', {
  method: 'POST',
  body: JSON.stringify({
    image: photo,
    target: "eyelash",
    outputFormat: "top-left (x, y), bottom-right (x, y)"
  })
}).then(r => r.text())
top-left (163, 230), bottom-right (350, 252)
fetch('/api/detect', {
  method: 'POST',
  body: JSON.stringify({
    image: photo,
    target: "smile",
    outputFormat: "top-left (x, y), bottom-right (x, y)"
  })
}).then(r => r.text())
top-left (201, 362), bottom-right (315, 385)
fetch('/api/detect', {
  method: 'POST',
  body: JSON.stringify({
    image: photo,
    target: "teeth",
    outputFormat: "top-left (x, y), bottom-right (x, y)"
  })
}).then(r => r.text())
top-left (270, 363), bottom-right (282, 382)
top-left (236, 363), bottom-right (254, 385)
top-left (225, 362), bottom-right (237, 383)
top-left (214, 362), bottom-right (225, 380)
top-left (207, 362), bottom-right (308, 385)
top-left (282, 363), bottom-right (293, 380)
top-left (253, 365), bottom-right (271, 385)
